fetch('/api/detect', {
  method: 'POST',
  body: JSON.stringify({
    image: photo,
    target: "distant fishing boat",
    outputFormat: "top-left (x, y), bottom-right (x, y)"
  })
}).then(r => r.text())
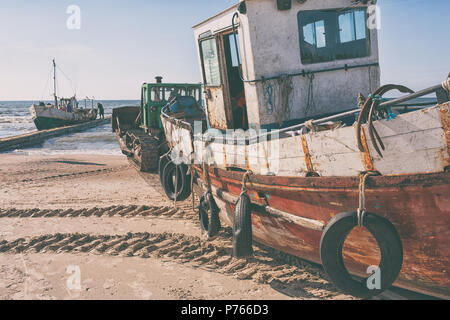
top-left (30, 59), bottom-right (98, 130)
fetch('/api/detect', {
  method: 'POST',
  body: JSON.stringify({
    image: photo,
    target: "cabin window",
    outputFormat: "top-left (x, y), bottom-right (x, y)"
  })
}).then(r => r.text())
top-left (298, 8), bottom-right (370, 64)
top-left (142, 87), bottom-right (147, 105)
top-left (302, 20), bottom-right (326, 49)
top-left (150, 87), bottom-right (162, 102)
top-left (164, 87), bottom-right (184, 101)
top-left (200, 38), bottom-right (221, 86)
top-left (229, 34), bottom-right (241, 67)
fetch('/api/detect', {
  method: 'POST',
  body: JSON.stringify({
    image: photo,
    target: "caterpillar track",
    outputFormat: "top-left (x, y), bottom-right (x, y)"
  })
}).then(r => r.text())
top-left (117, 130), bottom-right (160, 172)
top-left (112, 106), bottom-right (163, 173)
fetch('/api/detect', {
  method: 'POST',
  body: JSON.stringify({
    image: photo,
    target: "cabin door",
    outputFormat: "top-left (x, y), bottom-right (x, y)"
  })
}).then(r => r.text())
top-left (199, 31), bottom-right (248, 131)
top-left (199, 36), bottom-right (232, 130)
top-left (220, 31), bottom-right (248, 130)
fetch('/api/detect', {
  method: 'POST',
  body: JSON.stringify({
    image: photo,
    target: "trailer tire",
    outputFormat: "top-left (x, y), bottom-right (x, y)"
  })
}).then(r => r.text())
top-left (233, 193), bottom-right (253, 258)
top-left (161, 161), bottom-right (191, 201)
top-left (320, 211), bottom-right (403, 298)
top-left (159, 155), bottom-right (170, 184)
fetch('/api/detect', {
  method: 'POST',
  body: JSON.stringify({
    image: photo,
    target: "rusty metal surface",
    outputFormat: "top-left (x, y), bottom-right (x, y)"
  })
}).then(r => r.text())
top-left (205, 87), bottom-right (229, 130)
top-left (194, 165), bottom-right (450, 299)
top-left (439, 103), bottom-right (450, 168)
top-left (300, 135), bottom-right (314, 173)
top-left (360, 127), bottom-right (375, 171)
top-left (111, 106), bottom-right (140, 133)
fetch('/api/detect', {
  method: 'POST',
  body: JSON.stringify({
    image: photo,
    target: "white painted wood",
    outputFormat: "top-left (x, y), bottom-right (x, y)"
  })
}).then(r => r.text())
top-left (306, 126), bottom-right (365, 176)
top-left (365, 106), bottom-right (448, 175)
top-left (163, 105), bottom-right (449, 177)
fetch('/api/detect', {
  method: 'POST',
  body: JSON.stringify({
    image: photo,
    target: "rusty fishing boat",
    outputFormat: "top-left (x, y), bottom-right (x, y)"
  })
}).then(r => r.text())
top-left (158, 0), bottom-right (449, 298)
top-left (30, 59), bottom-right (98, 130)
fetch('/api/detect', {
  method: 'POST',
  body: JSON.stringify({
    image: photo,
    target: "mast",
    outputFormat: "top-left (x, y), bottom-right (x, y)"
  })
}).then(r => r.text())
top-left (53, 59), bottom-right (58, 107)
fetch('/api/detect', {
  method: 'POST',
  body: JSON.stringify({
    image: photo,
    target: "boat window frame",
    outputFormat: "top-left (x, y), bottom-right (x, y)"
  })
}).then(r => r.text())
top-left (199, 36), bottom-right (222, 87)
top-left (297, 7), bottom-right (371, 65)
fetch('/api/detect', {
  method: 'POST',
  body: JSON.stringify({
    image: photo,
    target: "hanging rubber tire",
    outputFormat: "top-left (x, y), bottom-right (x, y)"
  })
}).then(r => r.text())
top-left (198, 192), bottom-right (221, 239)
top-left (233, 193), bottom-right (253, 258)
top-left (320, 211), bottom-right (403, 298)
top-left (161, 161), bottom-right (191, 201)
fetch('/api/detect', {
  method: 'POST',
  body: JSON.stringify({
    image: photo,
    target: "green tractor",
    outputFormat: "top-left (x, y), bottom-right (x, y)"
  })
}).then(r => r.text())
top-left (112, 77), bottom-right (202, 171)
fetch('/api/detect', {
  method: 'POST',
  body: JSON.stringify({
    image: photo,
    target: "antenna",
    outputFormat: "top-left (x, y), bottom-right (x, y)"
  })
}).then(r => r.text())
top-left (53, 59), bottom-right (58, 107)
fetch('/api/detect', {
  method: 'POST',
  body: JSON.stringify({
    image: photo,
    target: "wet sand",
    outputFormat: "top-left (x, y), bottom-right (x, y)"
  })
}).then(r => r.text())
top-left (0, 153), bottom-right (355, 300)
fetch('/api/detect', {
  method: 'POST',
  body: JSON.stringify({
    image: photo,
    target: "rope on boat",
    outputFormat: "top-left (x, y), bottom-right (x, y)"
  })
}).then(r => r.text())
top-left (241, 170), bottom-right (253, 195)
top-left (357, 171), bottom-right (380, 228)
top-left (276, 75), bottom-right (294, 126)
top-left (305, 73), bottom-right (316, 117)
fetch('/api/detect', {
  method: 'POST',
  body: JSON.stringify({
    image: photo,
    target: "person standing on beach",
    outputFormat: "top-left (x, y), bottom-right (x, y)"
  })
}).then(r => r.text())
top-left (97, 103), bottom-right (104, 119)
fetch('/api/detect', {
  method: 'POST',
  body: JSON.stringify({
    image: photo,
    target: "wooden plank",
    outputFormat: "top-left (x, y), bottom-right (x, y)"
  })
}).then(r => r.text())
top-left (365, 106), bottom-right (447, 175)
top-left (306, 126), bottom-right (365, 177)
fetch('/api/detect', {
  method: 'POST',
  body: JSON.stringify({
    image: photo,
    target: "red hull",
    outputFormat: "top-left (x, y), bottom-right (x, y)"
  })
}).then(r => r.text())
top-left (194, 167), bottom-right (450, 299)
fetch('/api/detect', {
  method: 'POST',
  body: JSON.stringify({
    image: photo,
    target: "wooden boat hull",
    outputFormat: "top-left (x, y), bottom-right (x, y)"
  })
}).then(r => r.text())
top-left (193, 166), bottom-right (450, 299)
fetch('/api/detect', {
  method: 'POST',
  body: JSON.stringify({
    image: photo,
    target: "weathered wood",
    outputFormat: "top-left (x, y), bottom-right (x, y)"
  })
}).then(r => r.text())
top-left (175, 105), bottom-right (449, 177)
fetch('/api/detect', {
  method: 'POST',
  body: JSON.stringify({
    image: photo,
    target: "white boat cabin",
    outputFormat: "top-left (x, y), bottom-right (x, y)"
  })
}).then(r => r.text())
top-left (193, 0), bottom-right (379, 131)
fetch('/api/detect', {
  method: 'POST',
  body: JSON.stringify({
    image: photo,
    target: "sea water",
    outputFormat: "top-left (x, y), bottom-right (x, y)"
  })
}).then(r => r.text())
top-left (0, 100), bottom-right (139, 155)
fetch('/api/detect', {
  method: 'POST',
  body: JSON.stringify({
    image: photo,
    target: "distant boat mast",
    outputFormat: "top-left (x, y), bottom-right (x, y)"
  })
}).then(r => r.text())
top-left (53, 59), bottom-right (58, 107)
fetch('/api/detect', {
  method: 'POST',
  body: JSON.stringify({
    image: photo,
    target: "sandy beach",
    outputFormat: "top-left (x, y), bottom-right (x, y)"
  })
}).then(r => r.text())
top-left (0, 153), bottom-right (359, 300)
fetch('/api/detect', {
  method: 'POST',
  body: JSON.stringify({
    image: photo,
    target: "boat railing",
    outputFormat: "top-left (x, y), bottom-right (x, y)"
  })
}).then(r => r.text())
top-left (162, 82), bottom-right (448, 144)
top-left (161, 101), bottom-right (197, 134)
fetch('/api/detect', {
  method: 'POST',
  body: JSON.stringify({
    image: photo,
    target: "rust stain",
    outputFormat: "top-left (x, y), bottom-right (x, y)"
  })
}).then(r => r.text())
top-left (260, 141), bottom-right (271, 173)
top-left (223, 143), bottom-right (228, 168)
top-left (245, 145), bottom-right (251, 171)
top-left (300, 136), bottom-right (314, 173)
top-left (360, 127), bottom-right (375, 171)
top-left (206, 87), bottom-right (228, 130)
top-left (439, 105), bottom-right (450, 167)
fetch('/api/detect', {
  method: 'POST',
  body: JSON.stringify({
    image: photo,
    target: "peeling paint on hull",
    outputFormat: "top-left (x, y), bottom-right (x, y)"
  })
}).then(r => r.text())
top-left (194, 167), bottom-right (450, 299)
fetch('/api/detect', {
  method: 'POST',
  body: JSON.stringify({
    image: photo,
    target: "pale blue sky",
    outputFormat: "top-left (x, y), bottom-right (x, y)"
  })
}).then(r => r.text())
top-left (0, 0), bottom-right (448, 100)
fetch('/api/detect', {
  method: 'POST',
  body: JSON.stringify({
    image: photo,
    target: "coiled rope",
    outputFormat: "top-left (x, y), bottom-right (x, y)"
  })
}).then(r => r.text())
top-left (305, 73), bottom-right (316, 117)
top-left (276, 75), bottom-right (293, 126)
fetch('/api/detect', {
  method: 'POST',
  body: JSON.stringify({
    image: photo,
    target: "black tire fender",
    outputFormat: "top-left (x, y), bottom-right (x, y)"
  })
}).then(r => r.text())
top-left (159, 155), bottom-right (170, 183)
top-left (161, 161), bottom-right (191, 201)
top-left (320, 211), bottom-right (403, 298)
top-left (198, 192), bottom-right (221, 239)
top-left (233, 193), bottom-right (253, 258)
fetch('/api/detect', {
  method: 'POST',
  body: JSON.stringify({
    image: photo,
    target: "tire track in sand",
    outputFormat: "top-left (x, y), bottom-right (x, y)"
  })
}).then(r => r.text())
top-left (0, 230), bottom-right (352, 299)
top-left (0, 205), bottom-right (196, 220)
top-left (18, 165), bottom-right (131, 183)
